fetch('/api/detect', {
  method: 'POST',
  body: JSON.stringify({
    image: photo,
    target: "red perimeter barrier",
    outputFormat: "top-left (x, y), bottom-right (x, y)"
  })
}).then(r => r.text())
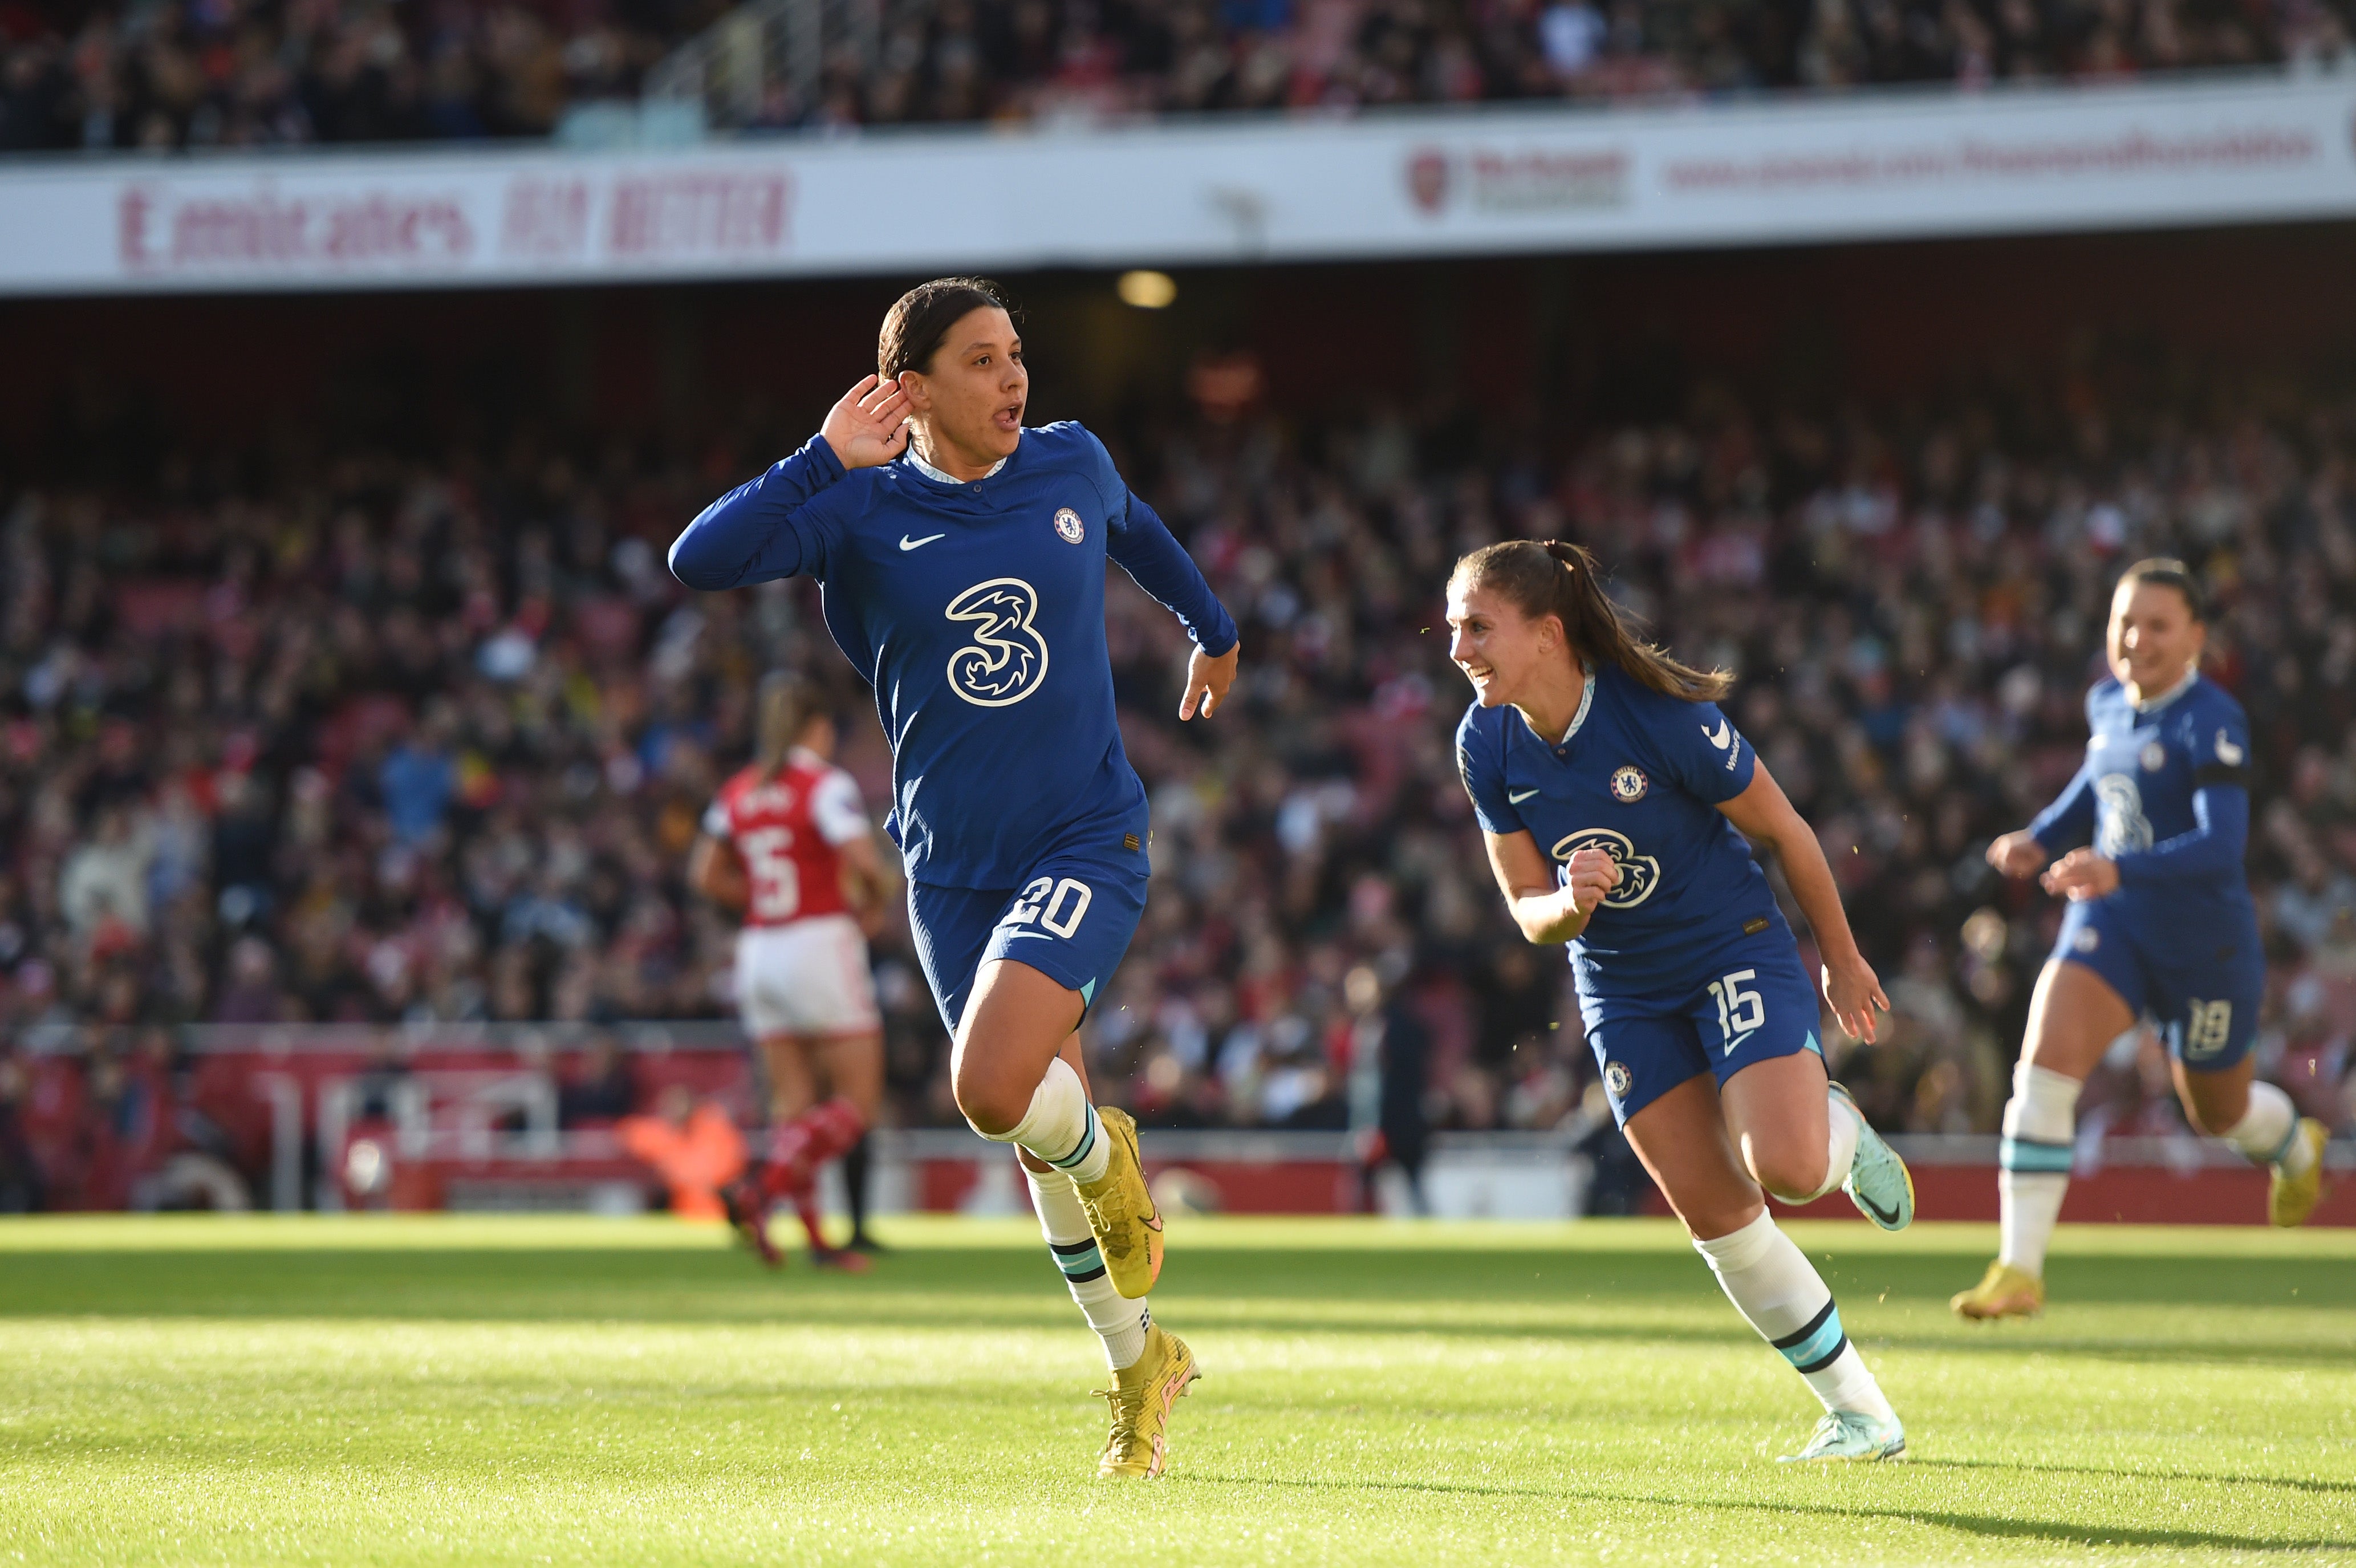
top-left (18, 1030), bottom-right (2346, 1222)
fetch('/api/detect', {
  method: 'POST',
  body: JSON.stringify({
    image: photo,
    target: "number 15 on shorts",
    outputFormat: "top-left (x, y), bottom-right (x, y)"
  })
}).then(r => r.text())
top-left (1708, 968), bottom-right (1764, 1056)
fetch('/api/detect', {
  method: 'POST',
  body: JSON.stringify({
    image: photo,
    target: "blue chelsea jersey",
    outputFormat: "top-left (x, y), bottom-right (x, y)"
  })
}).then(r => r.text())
top-left (1456, 663), bottom-right (1786, 997)
top-left (2029, 673), bottom-right (2256, 933)
top-left (670, 421), bottom-right (1236, 891)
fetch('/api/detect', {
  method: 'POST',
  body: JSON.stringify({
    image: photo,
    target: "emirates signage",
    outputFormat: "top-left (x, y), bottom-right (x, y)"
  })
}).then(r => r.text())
top-left (0, 74), bottom-right (2349, 295)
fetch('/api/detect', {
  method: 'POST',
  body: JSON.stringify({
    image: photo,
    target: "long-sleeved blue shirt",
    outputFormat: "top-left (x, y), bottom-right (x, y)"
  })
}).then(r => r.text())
top-left (670, 421), bottom-right (1236, 889)
top-left (2028, 672), bottom-right (2256, 937)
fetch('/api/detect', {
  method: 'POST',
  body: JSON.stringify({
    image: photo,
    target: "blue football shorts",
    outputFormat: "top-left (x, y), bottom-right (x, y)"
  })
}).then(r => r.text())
top-left (1581, 940), bottom-right (1823, 1126)
top-left (907, 835), bottom-right (1150, 1037)
top-left (2052, 896), bottom-right (2263, 1070)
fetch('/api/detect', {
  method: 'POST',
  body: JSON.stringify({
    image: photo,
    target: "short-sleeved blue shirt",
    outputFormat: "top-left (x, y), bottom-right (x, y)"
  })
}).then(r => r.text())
top-left (1455, 662), bottom-right (1787, 997)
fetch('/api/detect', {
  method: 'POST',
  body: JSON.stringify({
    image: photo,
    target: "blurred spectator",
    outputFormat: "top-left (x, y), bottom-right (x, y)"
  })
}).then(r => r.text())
top-left (1569, 1080), bottom-right (1651, 1214)
top-left (1, 0), bottom-right (2347, 152)
top-left (380, 704), bottom-right (458, 849)
top-left (1348, 961), bottom-right (1431, 1214)
top-left (351, 1032), bottom-right (413, 1121)
top-left (0, 1054), bottom-right (42, 1212)
top-left (2274, 848), bottom-right (2356, 953)
top-left (558, 1037), bottom-right (640, 1125)
top-left (3, 333), bottom-right (2355, 1206)
top-left (0, 0), bottom-right (690, 152)
top-left (58, 803), bottom-right (151, 940)
top-left (213, 936), bottom-right (286, 1023)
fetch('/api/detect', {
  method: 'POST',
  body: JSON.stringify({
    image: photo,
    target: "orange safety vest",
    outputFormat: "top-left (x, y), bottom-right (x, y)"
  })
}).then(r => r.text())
top-left (616, 1104), bottom-right (747, 1221)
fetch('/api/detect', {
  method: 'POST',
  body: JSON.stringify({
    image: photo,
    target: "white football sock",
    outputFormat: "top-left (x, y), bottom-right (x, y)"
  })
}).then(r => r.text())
top-left (2220, 1081), bottom-right (2308, 1172)
top-left (1026, 1161), bottom-right (1149, 1370)
top-left (1997, 1062), bottom-right (2080, 1278)
top-left (1796, 1090), bottom-right (1863, 1203)
top-left (974, 1057), bottom-right (1111, 1185)
top-left (1692, 1210), bottom-right (1895, 1423)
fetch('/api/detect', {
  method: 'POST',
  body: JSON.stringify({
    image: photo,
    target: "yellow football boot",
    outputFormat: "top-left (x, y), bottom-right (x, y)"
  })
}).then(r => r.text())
top-left (1950, 1260), bottom-right (2045, 1321)
top-left (1095, 1325), bottom-right (1199, 1479)
top-left (1075, 1106), bottom-right (1163, 1299)
top-left (2270, 1118), bottom-right (2329, 1228)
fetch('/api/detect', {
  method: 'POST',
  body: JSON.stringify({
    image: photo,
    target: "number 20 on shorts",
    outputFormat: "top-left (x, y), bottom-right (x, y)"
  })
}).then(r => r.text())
top-left (1006, 876), bottom-right (1094, 938)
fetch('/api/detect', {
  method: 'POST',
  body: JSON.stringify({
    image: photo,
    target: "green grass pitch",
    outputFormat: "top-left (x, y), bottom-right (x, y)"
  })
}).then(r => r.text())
top-left (2, 1216), bottom-right (2351, 1566)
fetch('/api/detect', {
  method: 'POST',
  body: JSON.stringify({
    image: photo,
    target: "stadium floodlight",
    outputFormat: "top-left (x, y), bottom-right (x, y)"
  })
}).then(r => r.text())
top-left (1118, 271), bottom-right (1178, 310)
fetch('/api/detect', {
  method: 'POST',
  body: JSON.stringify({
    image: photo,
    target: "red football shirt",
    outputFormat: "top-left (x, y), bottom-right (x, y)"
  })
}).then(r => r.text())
top-left (702, 749), bottom-right (870, 927)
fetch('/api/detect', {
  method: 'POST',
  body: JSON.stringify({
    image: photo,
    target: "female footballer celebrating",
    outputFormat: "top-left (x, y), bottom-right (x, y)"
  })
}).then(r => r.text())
top-left (669, 278), bottom-right (1240, 1478)
top-left (1448, 539), bottom-right (1914, 1463)
top-left (1952, 559), bottom-right (2325, 1322)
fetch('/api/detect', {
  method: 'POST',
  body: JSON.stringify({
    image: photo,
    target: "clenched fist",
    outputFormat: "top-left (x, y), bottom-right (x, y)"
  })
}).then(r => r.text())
top-left (1564, 848), bottom-right (1622, 916)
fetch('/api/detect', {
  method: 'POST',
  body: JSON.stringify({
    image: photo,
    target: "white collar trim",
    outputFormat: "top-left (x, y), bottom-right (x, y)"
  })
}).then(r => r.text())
top-left (909, 446), bottom-right (1008, 485)
top-left (1517, 670), bottom-right (1598, 749)
top-left (2130, 668), bottom-right (2198, 713)
top-left (1561, 670), bottom-right (1598, 745)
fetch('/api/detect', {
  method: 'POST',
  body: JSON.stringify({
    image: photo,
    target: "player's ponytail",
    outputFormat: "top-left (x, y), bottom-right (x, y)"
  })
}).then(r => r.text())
top-left (1450, 539), bottom-right (1733, 704)
top-left (754, 673), bottom-right (814, 782)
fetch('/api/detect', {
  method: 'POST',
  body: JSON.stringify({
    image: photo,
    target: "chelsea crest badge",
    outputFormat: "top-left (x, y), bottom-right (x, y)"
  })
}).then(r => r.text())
top-left (1609, 765), bottom-right (1648, 803)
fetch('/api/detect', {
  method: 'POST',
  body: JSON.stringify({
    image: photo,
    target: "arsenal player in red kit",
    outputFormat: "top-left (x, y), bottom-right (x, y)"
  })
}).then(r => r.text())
top-left (690, 674), bottom-right (896, 1268)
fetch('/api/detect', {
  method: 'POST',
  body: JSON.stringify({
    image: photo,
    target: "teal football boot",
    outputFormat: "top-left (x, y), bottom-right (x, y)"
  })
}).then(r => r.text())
top-left (1830, 1081), bottom-right (1914, 1230)
top-left (1778, 1409), bottom-right (1908, 1463)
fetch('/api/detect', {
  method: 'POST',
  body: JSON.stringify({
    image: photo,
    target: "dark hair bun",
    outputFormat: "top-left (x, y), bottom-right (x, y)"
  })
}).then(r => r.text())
top-left (880, 278), bottom-right (1017, 380)
top-left (2120, 557), bottom-right (2208, 623)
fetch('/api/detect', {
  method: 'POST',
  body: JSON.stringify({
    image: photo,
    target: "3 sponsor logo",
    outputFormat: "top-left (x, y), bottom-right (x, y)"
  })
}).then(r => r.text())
top-left (2094, 773), bottom-right (2154, 856)
top-left (944, 578), bottom-right (1050, 706)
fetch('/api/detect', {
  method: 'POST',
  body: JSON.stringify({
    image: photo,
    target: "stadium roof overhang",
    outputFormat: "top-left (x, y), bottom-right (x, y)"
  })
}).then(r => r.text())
top-left (0, 72), bottom-right (2350, 296)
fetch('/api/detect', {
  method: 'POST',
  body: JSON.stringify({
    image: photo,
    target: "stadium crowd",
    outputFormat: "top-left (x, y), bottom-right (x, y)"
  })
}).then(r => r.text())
top-left (1, 0), bottom-right (2347, 152)
top-left (3, 354), bottom-right (2355, 1212)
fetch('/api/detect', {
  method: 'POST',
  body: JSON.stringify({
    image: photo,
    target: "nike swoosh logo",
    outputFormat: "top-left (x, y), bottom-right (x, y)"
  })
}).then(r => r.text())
top-left (1721, 1029), bottom-right (1757, 1058)
top-left (1703, 720), bottom-right (1732, 749)
top-left (899, 532), bottom-right (947, 551)
top-left (1854, 1188), bottom-right (1902, 1226)
top-left (1003, 931), bottom-right (1055, 941)
top-left (1509, 787), bottom-right (1541, 803)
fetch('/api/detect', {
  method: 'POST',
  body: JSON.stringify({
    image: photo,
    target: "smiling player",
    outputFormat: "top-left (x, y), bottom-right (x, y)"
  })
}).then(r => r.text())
top-left (1952, 559), bottom-right (2324, 1322)
top-left (1449, 538), bottom-right (1914, 1463)
top-left (668, 277), bottom-right (1239, 1478)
